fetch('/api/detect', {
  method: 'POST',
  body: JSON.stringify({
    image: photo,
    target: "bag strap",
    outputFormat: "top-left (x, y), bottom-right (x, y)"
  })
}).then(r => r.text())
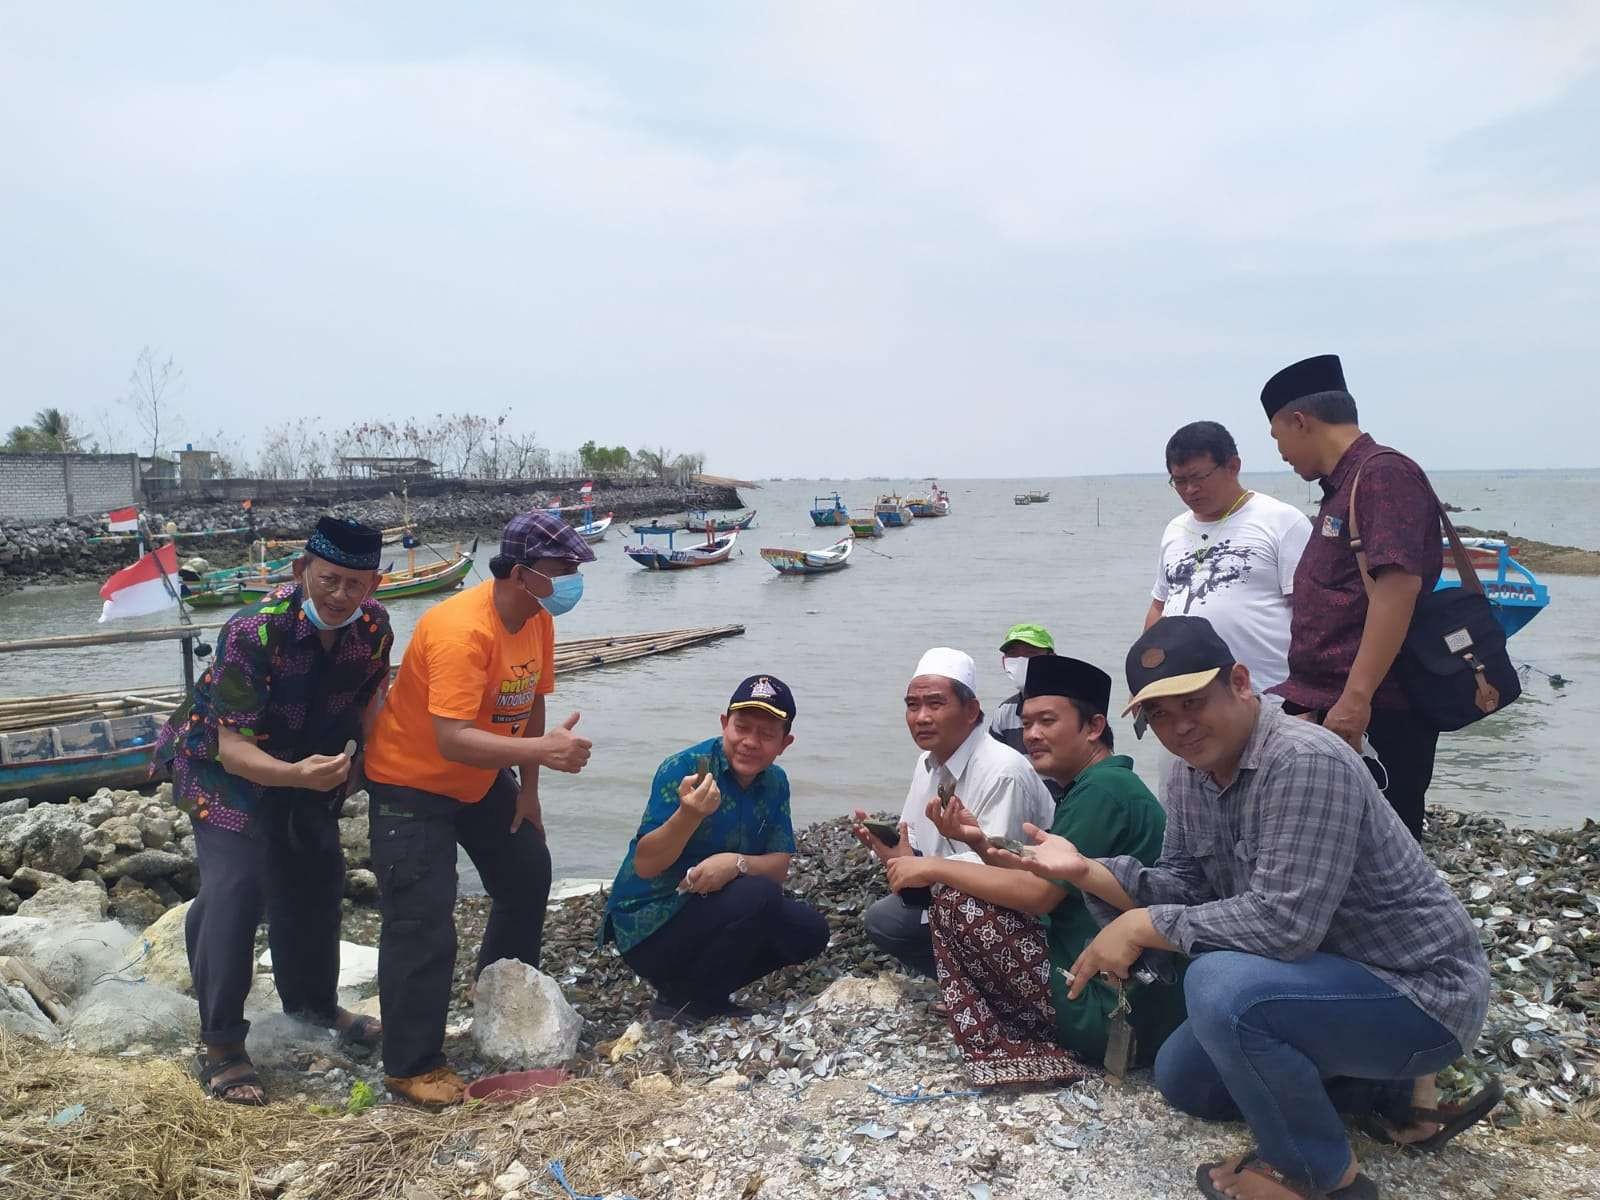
top-left (1348, 448), bottom-right (1483, 598)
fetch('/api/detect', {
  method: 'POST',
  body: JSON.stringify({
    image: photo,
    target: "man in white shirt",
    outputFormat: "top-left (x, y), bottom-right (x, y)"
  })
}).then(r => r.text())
top-left (1145, 421), bottom-right (1311, 691)
top-left (852, 647), bottom-right (1056, 977)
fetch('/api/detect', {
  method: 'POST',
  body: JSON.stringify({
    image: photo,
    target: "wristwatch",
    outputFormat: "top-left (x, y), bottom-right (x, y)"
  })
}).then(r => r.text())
top-left (736, 854), bottom-right (749, 876)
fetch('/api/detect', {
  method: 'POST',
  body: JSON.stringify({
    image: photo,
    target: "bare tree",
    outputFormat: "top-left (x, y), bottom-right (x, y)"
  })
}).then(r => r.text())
top-left (123, 346), bottom-right (184, 461)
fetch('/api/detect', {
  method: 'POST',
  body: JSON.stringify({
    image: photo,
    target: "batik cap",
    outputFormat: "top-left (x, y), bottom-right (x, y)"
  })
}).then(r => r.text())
top-left (499, 509), bottom-right (596, 566)
top-left (912, 647), bottom-right (977, 692)
top-left (1122, 616), bottom-right (1235, 716)
top-left (728, 674), bottom-right (796, 724)
top-left (999, 623), bottom-right (1055, 652)
top-left (305, 516), bottom-right (382, 571)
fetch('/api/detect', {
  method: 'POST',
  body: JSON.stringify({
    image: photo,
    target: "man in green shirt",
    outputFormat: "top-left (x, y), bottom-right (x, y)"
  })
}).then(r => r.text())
top-left (905, 654), bottom-right (1184, 1086)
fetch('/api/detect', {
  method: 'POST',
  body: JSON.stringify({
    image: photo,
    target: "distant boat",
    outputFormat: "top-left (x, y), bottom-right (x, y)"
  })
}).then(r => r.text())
top-left (629, 518), bottom-right (685, 534)
top-left (1436, 538), bottom-right (1549, 638)
top-left (874, 495), bottom-right (915, 528)
top-left (907, 481), bottom-right (951, 518)
top-left (1013, 490), bottom-right (1051, 506)
top-left (685, 509), bottom-right (757, 532)
top-left (760, 537), bottom-right (854, 576)
top-left (809, 494), bottom-right (851, 527)
top-left (198, 542), bottom-right (478, 607)
top-left (574, 513), bottom-right (614, 543)
top-left (625, 527), bottom-right (739, 571)
top-left (849, 513), bottom-right (885, 539)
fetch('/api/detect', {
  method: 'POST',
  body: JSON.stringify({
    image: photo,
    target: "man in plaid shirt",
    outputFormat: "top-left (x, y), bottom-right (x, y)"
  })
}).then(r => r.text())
top-left (1006, 616), bottom-right (1496, 1200)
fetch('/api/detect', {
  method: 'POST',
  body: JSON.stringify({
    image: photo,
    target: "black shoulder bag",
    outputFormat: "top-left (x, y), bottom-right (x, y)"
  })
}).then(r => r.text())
top-left (1349, 453), bottom-right (1521, 732)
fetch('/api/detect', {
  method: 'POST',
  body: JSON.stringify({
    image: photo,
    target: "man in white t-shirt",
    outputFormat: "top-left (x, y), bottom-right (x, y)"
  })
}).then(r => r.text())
top-left (1145, 421), bottom-right (1311, 690)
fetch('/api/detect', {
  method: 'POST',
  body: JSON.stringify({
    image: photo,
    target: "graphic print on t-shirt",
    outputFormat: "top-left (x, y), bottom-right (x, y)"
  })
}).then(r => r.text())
top-left (1163, 540), bottom-right (1256, 613)
top-left (494, 658), bottom-right (541, 732)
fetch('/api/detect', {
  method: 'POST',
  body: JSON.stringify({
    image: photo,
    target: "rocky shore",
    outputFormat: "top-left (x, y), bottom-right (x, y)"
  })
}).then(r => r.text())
top-left (0, 478), bottom-right (742, 592)
top-left (0, 798), bottom-right (1596, 1199)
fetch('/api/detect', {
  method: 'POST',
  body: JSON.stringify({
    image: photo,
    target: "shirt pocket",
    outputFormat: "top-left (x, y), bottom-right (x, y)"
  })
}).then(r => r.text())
top-left (1231, 838), bottom-right (1257, 888)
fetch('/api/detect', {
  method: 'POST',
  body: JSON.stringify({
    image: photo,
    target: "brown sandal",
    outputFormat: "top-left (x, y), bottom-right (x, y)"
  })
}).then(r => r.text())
top-left (195, 1053), bottom-right (268, 1106)
top-left (1196, 1151), bottom-right (1377, 1200)
top-left (1359, 1080), bottom-right (1503, 1153)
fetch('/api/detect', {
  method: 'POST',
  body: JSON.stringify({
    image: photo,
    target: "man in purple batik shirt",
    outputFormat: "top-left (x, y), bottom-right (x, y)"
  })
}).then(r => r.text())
top-left (151, 516), bottom-right (393, 1105)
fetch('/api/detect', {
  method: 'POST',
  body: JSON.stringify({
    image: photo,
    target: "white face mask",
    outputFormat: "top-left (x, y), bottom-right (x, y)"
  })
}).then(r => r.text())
top-left (1002, 656), bottom-right (1031, 690)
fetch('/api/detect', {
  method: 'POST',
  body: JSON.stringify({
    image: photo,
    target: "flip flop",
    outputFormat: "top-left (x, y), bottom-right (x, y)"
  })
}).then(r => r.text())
top-left (195, 1052), bottom-right (268, 1106)
top-left (1359, 1080), bottom-right (1503, 1153)
top-left (1196, 1151), bottom-right (1378, 1200)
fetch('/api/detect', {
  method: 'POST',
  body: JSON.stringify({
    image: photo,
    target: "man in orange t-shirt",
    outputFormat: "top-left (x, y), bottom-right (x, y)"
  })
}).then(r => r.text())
top-left (363, 510), bottom-right (594, 1106)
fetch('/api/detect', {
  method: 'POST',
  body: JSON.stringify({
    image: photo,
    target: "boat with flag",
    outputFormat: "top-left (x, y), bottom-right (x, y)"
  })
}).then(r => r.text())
top-left (809, 494), bottom-right (851, 527)
top-left (625, 526), bottom-right (739, 570)
top-left (760, 537), bottom-right (854, 576)
top-left (906, 481), bottom-right (951, 518)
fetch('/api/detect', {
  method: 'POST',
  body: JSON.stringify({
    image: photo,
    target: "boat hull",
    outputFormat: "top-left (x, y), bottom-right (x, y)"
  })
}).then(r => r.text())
top-left (625, 531), bottom-right (738, 570)
top-left (849, 517), bottom-right (884, 539)
top-left (760, 540), bottom-right (852, 575)
top-left (0, 712), bottom-right (167, 803)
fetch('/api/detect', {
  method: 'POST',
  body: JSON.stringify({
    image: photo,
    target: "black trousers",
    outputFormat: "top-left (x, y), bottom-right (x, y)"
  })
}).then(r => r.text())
top-left (621, 875), bottom-right (830, 1007)
top-left (863, 892), bottom-right (937, 978)
top-left (186, 794), bottom-right (344, 1046)
top-left (1364, 706), bottom-right (1439, 841)
top-left (368, 770), bottom-right (552, 1079)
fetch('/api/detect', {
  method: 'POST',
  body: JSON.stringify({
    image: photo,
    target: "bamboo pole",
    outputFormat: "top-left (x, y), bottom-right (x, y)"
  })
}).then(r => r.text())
top-left (0, 625), bottom-right (223, 654)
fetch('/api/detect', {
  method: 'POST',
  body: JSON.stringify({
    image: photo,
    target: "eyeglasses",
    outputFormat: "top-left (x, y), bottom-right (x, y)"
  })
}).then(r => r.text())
top-left (1168, 464), bottom-right (1222, 490)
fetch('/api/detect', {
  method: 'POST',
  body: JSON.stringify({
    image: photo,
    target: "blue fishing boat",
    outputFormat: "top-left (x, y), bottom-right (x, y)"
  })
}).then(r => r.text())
top-left (625, 527), bottom-right (739, 571)
top-left (0, 712), bottom-right (167, 803)
top-left (809, 494), bottom-right (850, 527)
top-left (760, 537), bottom-right (854, 576)
top-left (1434, 538), bottom-right (1549, 638)
top-left (874, 495), bottom-right (915, 528)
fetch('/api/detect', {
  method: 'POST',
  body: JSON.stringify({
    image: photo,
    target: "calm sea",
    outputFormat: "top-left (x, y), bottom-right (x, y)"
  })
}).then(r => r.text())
top-left (1, 471), bottom-right (1594, 881)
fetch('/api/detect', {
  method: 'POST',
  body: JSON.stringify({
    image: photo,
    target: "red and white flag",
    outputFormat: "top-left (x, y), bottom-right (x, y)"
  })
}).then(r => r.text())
top-left (106, 506), bottom-right (139, 533)
top-left (98, 544), bottom-right (180, 623)
top-left (580, 480), bottom-right (594, 498)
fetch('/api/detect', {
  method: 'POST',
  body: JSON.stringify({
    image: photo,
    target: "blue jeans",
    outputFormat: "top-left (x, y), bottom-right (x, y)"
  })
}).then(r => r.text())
top-left (1155, 951), bottom-right (1461, 1191)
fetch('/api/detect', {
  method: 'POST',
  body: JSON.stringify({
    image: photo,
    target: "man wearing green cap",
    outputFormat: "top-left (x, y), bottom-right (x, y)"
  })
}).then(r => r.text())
top-left (989, 623), bottom-right (1055, 760)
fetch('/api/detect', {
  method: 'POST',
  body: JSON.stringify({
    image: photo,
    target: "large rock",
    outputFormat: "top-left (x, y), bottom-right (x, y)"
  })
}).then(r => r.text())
top-left (98, 816), bottom-right (145, 853)
top-left (0, 805), bottom-right (86, 876)
top-left (338, 816), bottom-right (370, 867)
top-left (117, 900), bottom-right (192, 992)
top-left (141, 815), bottom-right (176, 849)
top-left (108, 878), bottom-right (168, 928)
top-left (0, 982), bottom-right (59, 1043)
top-left (102, 849), bottom-right (190, 883)
top-left (80, 824), bottom-right (118, 866)
top-left (471, 958), bottom-right (582, 1068)
top-left (17, 879), bottom-right (108, 923)
top-left (258, 940), bottom-right (378, 991)
top-left (67, 979), bottom-right (198, 1052)
top-left (77, 793), bottom-right (117, 827)
top-left (0, 918), bottom-right (135, 1001)
top-left (0, 798), bottom-right (28, 818)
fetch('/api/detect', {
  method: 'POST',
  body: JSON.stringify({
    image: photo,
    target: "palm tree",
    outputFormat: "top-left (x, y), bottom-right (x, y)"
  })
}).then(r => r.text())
top-left (3, 408), bottom-right (82, 453)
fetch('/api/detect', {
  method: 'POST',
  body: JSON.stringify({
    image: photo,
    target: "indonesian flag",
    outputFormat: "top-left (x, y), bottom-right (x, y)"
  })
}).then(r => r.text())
top-left (580, 480), bottom-right (594, 498)
top-left (98, 544), bottom-right (180, 623)
top-left (107, 505), bottom-right (139, 533)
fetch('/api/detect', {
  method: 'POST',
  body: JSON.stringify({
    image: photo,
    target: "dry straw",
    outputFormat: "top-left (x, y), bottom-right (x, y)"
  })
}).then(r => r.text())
top-left (0, 1032), bottom-right (675, 1199)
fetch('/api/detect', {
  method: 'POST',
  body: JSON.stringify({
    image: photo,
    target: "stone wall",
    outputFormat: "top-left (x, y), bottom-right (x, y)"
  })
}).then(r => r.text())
top-left (0, 454), bottom-right (141, 521)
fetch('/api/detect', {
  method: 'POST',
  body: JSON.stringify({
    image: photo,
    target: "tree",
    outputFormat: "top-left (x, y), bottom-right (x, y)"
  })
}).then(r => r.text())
top-left (579, 441), bottom-right (633, 474)
top-left (123, 347), bottom-right (184, 461)
top-left (3, 408), bottom-right (84, 453)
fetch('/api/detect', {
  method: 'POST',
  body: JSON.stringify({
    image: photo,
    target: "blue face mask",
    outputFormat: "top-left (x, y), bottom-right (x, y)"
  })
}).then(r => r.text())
top-left (302, 594), bottom-right (365, 631)
top-left (522, 569), bottom-right (584, 617)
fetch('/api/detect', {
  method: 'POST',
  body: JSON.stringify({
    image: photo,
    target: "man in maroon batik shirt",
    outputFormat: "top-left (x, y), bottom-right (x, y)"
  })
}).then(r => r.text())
top-left (1260, 354), bottom-right (1442, 839)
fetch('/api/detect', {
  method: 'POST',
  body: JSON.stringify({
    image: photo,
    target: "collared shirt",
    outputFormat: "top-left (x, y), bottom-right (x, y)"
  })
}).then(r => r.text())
top-left (152, 582), bottom-right (393, 833)
top-left (1095, 699), bottom-right (1488, 1051)
top-left (899, 722), bottom-right (1056, 863)
top-left (601, 736), bottom-right (798, 953)
top-left (1271, 433), bottom-right (1441, 711)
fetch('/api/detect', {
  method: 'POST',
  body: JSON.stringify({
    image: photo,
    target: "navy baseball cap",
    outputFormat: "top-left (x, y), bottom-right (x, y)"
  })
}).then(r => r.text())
top-left (728, 674), bottom-right (796, 725)
top-left (1122, 616), bottom-right (1235, 715)
top-left (500, 510), bottom-right (596, 566)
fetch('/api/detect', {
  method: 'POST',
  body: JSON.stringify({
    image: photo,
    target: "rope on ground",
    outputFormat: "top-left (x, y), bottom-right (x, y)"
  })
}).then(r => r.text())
top-left (547, 1159), bottom-right (641, 1200)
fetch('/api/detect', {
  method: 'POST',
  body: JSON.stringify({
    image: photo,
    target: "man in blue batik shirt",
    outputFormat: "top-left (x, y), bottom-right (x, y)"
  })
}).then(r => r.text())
top-left (601, 674), bottom-right (830, 1022)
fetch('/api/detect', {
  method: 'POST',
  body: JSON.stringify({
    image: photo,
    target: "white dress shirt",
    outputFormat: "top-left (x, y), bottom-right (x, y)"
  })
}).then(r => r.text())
top-left (897, 721), bottom-right (1056, 864)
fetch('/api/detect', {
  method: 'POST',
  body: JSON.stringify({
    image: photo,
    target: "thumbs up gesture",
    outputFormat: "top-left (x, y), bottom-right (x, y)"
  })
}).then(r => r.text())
top-left (540, 711), bottom-right (592, 773)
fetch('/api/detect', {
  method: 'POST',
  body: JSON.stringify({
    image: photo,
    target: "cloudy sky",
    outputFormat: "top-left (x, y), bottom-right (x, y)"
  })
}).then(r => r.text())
top-left (2, 3), bottom-right (1595, 477)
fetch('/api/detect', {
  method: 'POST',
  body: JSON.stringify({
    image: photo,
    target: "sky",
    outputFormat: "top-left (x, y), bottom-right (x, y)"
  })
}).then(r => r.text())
top-left (1, 3), bottom-right (1596, 478)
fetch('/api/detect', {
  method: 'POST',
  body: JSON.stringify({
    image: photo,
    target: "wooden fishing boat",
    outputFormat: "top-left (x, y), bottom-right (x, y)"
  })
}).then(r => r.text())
top-left (760, 538), bottom-right (853, 576)
top-left (907, 481), bottom-right (951, 517)
top-left (809, 494), bottom-right (850, 527)
top-left (685, 509), bottom-right (757, 533)
top-left (1436, 539), bottom-right (1549, 638)
top-left (849, 513), bottom-right (885, 539)
top-left (0, 625), bottom-right (749, 798)
top-left (625, 527), bottom-right (739, 570)
top-left (628, 518), bottom-right (686, 534)
top-left (574, 513), bottom-right (614, 543)
top-left (216, 543), bottom-right (476, 607)
top-left (874, 495), bottom-right (915, 528)
top-left (0, 712), bottom-right (168, 803)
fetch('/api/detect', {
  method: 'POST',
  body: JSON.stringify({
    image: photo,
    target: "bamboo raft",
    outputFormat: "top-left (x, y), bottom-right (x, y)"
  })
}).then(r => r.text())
top-left (0, 625), bottom-right (746, 734)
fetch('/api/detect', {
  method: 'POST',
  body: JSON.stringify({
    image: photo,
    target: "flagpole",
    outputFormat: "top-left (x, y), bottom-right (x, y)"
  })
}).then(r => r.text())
top-left (140, 509), bottom-right (200, 695)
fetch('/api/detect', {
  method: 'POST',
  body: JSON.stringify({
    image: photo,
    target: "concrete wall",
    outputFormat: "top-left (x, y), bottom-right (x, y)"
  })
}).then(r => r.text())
top-left (0, 453), bottom-right (141, 521)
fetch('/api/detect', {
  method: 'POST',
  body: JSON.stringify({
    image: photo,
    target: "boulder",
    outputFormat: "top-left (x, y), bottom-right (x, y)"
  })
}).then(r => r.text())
top-left (0, 805), bottom-right (86, 876)
top-left (338, 816), bottom-right (370, 867)
top-left (0, 883), bottom-right (16, 916)
top-left (77, 793), bottom-right (117, 827)
top-left (0, 981), bottom-right (59, 1043)
top-left (343, 869), bottom-right (379, 901)
top-left (18, 880), bottom-right (108, 923)
top-left (67, 979), bottom-right (198, 1052)
top-left (98, 816), bottom-right (145, 853)
top-left (8, 866), bottom-right (67, 895)
top-left (814, 973), bottom-right (907, 1013)
top-left (108, 878), bottom-right (169, 928)
top-left (0, 798), bottom-right (29, 818)
top-left (80, 824), bottom-right (118, 866)
top-left (0, 918), bottom-right (135, 1001)
top-left (102, 849), bottom-right (190, 883)
top-left (141, 815), bottom-right (176, 849)
top-left (470, 958), bottom-right (582, 1068)
top-left (116, 900), bottom-right (192, 992)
